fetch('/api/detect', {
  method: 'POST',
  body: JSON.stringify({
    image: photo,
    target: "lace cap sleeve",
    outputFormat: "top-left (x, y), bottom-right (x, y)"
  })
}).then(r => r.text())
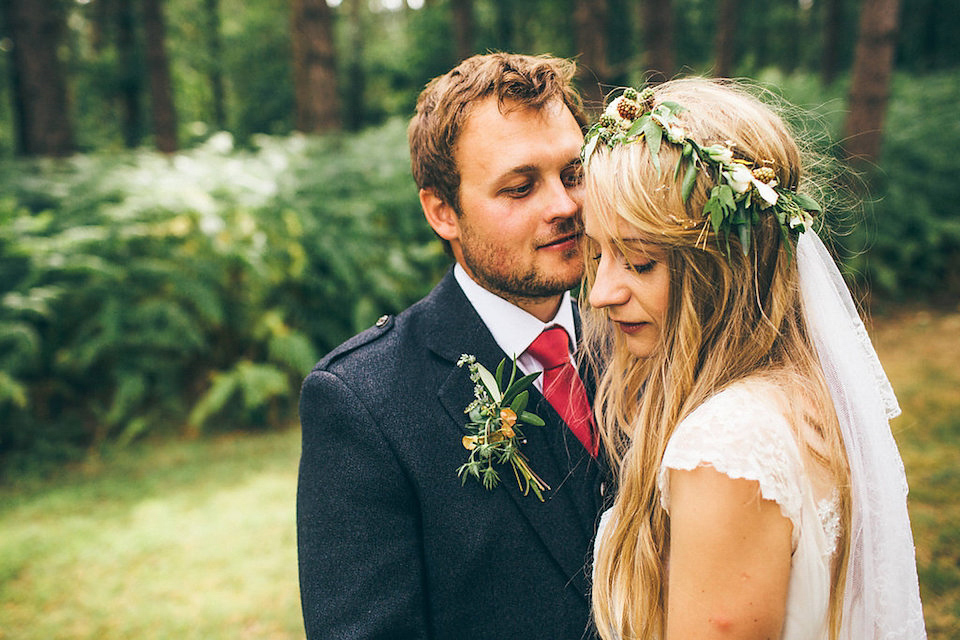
top-left (658, 381), bottom-right (805, 538)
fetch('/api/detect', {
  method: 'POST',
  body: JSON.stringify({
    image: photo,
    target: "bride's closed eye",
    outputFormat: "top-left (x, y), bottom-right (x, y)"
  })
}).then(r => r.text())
top-left (629, 259), bottom-right (656, 274)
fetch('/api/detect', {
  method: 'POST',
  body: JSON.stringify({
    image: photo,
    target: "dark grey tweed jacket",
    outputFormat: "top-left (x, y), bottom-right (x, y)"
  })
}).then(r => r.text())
top-left (297, 268), bottom-right (609, 640)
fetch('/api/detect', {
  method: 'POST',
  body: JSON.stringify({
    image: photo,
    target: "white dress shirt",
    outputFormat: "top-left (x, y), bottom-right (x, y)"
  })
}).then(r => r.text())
top-left (453, 264), bottom-right (578, 392)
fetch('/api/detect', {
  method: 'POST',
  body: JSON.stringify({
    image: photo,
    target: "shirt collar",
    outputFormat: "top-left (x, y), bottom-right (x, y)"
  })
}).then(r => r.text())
top-left (453, 263), bottom-right (578, 359)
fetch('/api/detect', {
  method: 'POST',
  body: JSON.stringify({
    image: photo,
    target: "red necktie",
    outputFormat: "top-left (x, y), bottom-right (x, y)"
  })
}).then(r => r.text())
top-left (526, 326), bottom-right (597, 456)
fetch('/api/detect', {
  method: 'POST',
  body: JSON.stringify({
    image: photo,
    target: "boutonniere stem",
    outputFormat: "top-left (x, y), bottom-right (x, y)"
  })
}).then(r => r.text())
top-left (456, 354), bottom-right (550, 501)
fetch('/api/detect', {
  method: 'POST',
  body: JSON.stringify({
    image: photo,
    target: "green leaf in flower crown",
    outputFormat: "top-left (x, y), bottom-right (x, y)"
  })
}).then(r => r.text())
top-left (792, 192), bottom-right (822, 213)
top-left (582, 134), bottom-right (599, 163)
top-left (643, 118), bottom-right (663, 176)
top-left (674, 141), bottom-right (694, 181)
top-left (705, 187), bottom-right (726, 231)
top-left (681, 158), bottom-right (698, 202)
top-left (718, 184), bottom-right (735, 211)
top-left (626, 113), bottom-right (648, 139)
top-left (739, 223), bottom-right (751, 255)
top-left (660, 100), bottom-right (684, 114)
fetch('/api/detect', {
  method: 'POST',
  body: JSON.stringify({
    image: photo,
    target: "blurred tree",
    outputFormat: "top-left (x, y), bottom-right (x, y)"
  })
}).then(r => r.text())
top-left (143, 0), bottom-right (179, 152)
top-left (820, 0), bottom-right (844, 84)
top-left (0, 0), bottom-right (74, 156)
top-left (224, 0), bottom-right (294, 140)
top-left (292, 0), bottom-right (341, 132)
top-left (343, 0), bottom-right (365, 131)
top-left (897, 0), bottom-right (960, 70)
top-left (845, 0), bottom-right (902, 164)
top-left (491, 0), bottom-right (515, 51)
top-left (639, 0), bottom-right (674, 81)
top-left (713, 0), bottom-right (739, 76)
top-left (117, 0), bottom-right (144, 147)
top-left (574, 0), bottom-right (610, 111)
top-left (451, 0), bottom-right (474, 62)
top-left (204, 0), bottom-right (226, 130)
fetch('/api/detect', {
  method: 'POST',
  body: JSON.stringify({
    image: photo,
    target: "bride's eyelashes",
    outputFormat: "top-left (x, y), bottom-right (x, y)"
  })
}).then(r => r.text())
top-left (591, 248), bottom-right (656, 275)
top-left (629, 259), bottom-right (656, 274)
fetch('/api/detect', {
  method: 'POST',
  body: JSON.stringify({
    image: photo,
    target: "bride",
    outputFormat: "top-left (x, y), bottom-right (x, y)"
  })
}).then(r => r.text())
top-left (579, 78), bottom-right (925, 639)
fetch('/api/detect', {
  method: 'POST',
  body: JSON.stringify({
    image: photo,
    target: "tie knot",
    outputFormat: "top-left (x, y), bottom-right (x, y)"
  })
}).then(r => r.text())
top-left (526, 326), bottom-right (571, 370)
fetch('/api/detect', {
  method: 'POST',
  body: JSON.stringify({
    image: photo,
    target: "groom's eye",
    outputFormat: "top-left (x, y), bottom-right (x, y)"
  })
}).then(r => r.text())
top-left (501, 182), bottom-right (532, 197)
top-left (562, 164), bottom-right (583, 187)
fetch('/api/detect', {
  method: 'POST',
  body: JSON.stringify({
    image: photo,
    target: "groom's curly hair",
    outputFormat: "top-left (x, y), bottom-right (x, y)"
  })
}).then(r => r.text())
top-left (408, 52), bottom-right (586, 215)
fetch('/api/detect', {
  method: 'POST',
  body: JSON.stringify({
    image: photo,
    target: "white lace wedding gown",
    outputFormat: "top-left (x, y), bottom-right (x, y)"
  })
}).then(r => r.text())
top-left (595, 379), bottom-right (841, 639)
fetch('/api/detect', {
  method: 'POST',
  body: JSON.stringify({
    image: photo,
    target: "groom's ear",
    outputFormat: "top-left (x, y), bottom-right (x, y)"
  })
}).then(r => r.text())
top-left (420, 188), bottom-right (459, 242)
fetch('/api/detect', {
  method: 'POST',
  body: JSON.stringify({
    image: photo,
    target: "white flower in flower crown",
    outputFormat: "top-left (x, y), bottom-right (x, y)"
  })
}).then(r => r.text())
top-left (703, 144), bottom-right (734, 165)
top-left (789, 210), bottom-right (814, 230)
top-left (726, 164), bottom-right (754, 193)
top-left (725, 163), bottom-right (779, 207)
top-left (753, 178), bottom-right (779, 207)
top-left (665, 124), bottom-right (686, 144)
top-left (649, 111), bottom-right (686, 143)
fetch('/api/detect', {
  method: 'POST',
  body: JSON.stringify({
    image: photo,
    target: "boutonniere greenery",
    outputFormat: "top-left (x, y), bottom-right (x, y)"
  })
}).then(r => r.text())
top-left (456, 354), bottom-right (551, 501)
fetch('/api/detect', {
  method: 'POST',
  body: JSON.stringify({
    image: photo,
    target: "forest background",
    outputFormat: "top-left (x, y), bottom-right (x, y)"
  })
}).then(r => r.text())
top-left (0, 0), bottom-right (958, 637)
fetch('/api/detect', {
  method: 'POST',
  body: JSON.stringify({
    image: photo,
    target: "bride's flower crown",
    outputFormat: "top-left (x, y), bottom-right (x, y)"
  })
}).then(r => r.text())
top-left (582, 86), bottom-right (822, 256)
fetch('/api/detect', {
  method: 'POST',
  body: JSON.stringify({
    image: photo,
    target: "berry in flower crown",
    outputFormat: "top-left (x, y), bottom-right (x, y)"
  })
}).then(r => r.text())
top-left (581, 86), bottom-right (823, 257)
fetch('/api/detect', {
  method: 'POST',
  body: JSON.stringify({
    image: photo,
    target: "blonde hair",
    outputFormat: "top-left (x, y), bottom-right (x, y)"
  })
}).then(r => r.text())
top-left (581, 78), bottom-right (851, 640)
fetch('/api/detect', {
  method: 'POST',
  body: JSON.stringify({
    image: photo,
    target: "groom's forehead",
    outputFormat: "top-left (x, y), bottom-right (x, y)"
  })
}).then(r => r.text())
top-left (455, 98), bottom-right (579, 159)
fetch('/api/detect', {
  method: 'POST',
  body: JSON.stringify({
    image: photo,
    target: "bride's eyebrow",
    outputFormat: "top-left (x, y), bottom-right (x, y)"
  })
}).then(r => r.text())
top-left (620, 237), bottom-right (651, 249)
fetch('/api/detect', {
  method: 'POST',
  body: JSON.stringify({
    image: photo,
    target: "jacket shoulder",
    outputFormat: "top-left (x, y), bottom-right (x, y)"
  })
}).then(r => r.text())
top-left (309, 269), bottom-right (462, 378)
top-left (314, 314), bottom-right (398, 372)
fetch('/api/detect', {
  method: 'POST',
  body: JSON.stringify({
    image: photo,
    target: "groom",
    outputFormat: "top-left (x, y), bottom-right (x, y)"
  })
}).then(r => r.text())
top-left (297, 53), bottom-right (608, 639)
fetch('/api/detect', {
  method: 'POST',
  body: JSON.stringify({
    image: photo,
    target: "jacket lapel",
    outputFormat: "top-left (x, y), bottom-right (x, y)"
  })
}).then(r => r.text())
top-left (424, 271), bottom-right (595, 601)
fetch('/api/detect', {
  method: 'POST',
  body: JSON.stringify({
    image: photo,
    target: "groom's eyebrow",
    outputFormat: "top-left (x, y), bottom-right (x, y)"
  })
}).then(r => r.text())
top-left (503, 157), bottom-right (581, 176)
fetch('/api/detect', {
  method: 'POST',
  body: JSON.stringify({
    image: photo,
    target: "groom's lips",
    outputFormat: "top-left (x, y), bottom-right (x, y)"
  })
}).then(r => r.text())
top-left (538, 231), bottom-right (581, 251)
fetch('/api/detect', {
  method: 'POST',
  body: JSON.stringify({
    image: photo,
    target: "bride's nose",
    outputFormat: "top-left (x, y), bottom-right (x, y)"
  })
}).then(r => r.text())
top-left (589, 254), bottom-right (631, 309)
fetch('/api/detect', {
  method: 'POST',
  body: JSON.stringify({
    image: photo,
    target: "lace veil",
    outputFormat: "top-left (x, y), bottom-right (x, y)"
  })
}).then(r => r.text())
top-left (797, 231), bottom-right (926, 639)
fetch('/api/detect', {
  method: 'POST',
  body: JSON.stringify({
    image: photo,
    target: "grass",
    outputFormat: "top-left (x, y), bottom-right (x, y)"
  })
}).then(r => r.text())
top-left (0, 308), bottom-right (958, 639)
top-left (0, 430), bottom-right (305, 639)
top-left (871, 308), bottom-right (960, 639)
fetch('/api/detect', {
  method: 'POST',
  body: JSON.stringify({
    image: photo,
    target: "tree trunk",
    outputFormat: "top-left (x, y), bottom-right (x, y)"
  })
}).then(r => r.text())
top-left (574, 0), bottom-right (609, 113)
top-left (0, 0), bottom-right (74, 156)
top-left (117, 0), bottom-right (143, 148)
top-left (204, 0), bottom-right (226, 131)
top-left (451, 0), bottom-right (474, 63)
top-left (820, 0), bottom-right (843, 85)
top-left (344, 0), bottom-right (364, 131)
top-left (640, 0), bottom-right (674, 82)
top-left (492, 0), bottom-right (515, 52)
top-left (844, 0), bottom-right (902, 165)
top-left (291, 0), bottom-right (341, 133)
top-left (90, 0), bottom-right (113, 52)
top-left (142, 0), bottom-right (178, 153)
top-left (713, 0), bottom-right (739, 77)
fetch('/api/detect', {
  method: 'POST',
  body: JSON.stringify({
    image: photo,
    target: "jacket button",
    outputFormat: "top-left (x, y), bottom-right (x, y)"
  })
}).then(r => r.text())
top-left (599, 481), bottom-right (607, 497)
top-left (375, 315), bottom-right (390, 327)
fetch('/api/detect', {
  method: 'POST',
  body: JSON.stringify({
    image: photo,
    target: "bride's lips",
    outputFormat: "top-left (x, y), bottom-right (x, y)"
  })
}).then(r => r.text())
top-left (613, 321), bottom-right (647, 334)
top-left (538, 232), bottom-right (580, 251)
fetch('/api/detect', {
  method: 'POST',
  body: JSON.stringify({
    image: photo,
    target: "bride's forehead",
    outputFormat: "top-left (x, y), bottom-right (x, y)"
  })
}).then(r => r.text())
top-left (585, 206), bottom-right (652, 246)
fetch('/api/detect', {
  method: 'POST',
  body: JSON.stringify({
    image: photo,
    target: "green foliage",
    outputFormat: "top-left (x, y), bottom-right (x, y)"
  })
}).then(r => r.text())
top-left (0, 118), bottom-right (447, 468)
top-left (757, 69), bottom-right (960, 304)
top-left (3, 70), bottom-right (958, 467)
top-left (852, 72), bottom-right (960, 303)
